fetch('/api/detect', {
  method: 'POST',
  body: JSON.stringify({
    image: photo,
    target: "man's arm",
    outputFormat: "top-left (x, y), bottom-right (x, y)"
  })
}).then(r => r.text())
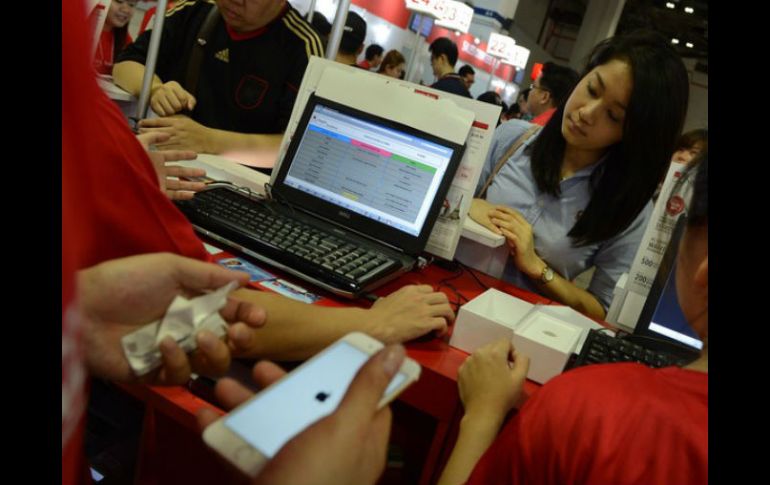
top-left (227, 285), bottom-right (454, 361)
top-left (113, 60), bottom-right (161, 97)
top-left (437, 339), bottom-right (530, 485)
top-left (137, 116), bottom-right (282, 165)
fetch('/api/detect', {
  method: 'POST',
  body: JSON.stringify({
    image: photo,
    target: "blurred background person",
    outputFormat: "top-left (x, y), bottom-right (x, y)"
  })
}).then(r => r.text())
top-left (92, 0), bottom-right (137, 75)
top-left (359, 43), bottom-right (384, 70)
top-left (377, 49), bottom-right (406, 79)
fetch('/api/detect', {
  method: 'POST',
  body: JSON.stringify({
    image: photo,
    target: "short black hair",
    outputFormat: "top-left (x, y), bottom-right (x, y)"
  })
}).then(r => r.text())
top-left (310, 12), bottom-right (331, 37)
top-left (538, 61), bottom-right (580, 107)
top-left (459, 65), bottom-right (475, 77)
top-left (339, 11), bottom-right (366, 55)
top-left (429, 37), bottom-right (459, 67)
top-left (476, 91), bottom-right (502, 106)
top-left (365, 44), bottom-right (384, 60)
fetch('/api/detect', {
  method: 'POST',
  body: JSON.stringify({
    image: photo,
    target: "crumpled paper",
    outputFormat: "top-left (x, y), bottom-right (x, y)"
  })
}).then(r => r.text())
top-left (121, 281), bottom-right (238, 376)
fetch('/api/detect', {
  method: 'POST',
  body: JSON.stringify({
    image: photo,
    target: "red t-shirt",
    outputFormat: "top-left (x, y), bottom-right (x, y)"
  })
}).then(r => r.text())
top-left (466, 364), bottom-right (708, 485)
top-left (93, 28), bottom-right (133, 75)
top-left (64, 0), bottom-right (208, 480)
top-left (530, 107), bottom-right (556, 126)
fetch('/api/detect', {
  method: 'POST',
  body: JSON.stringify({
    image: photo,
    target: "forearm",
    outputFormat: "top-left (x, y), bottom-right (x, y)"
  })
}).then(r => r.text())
top-left (113, 60), bottom-right (162, 97)
top-left (230, 288), bottom-right (378, 361)
top-left (207, 130), bottom-right (282, 166)
top-left (437, 410), bottom-right (506, 485)
top-left (532, 270), bottom-right (606, 319)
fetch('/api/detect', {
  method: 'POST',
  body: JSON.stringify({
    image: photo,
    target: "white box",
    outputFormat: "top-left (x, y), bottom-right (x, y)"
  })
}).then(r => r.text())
top-left (455, 218), bottom-right (508, 279)
top-left (450, 288), bottom-right (534, 354)
top-left (451, 290), bottom-right (596, 384)
top-left (512, 309), bottom-right (583, 384)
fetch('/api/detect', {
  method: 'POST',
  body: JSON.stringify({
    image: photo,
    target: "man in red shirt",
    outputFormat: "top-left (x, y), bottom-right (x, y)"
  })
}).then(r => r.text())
top-left (437, 152), bottom-right (708, 485)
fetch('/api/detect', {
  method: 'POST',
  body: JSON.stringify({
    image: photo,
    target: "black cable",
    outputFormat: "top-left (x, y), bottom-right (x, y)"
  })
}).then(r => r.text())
top-left (457, 261), bottom-right (490, 291)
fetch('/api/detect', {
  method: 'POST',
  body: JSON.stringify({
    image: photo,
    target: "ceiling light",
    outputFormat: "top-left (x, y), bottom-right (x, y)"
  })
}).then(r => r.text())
top-left (671, 38), bottom-right (680, 44)
top-left (686, 42), bottom-right (694, 48)
top-left (666, 2), bottom-right (675, 8)
top-left (684, 7), bottom-right (694, 13)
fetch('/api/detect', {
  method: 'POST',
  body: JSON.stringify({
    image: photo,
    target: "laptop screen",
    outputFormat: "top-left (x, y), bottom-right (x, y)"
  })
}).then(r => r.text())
top-left (634, 216), bottom-right (703, 351)
top-left (284, 104), bottom-right (455, 237)
top-left (274, 94), bottom-right (465, 255)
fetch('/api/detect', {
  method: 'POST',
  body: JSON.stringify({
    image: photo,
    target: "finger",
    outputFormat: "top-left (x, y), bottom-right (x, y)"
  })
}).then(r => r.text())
top-left (190, 330), bottom-right (231, 377)
top-left (500, 228), bottom-right (520, 247)
top-left (429, 317), bottom-right (449, 334)
top-left (166, 90), bottom-right (185, 113)
top-left (170, 258), bottom-right (250, 292)
top-left (226, 322), bottom-right (260, 356)
top-left (196, 407), bottom-right (225, 432)
top-left (337, 345), bottom-right (405, 421)
top-left (413, 284), bottom-right (434, 294)
top-left (424, 291), bottom-right (449, 305)
top-left (165, 179), bottom-right (207, 192)
top-left (139, 117), bottom-right (174, 128)
top-left (156, 336), bottom-right (192, 385)
top-left (214, 377), bottom-right (255, 410)
top-left (165, 164), bottom-right (204, 176)
top-left (157, 96), bottom-right (176, 117)
top-left (509, 352), bottom-right (530, 391)
top-left (136, 131), bottom-right (171, 148)
top-left (166, 190), bottom-right (197, 201)
top-left (187, 95), bottom-right (197, 111)
top-left (432, 303), bottom-right (456, 322)
top-left (252, 360), bottom-right (287, 389)
top-left (220, 298), bottom-right (267, 328)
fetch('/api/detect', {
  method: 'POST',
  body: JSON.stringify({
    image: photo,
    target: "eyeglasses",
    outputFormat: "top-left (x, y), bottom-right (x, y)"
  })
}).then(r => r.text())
top-left (529, 83), bottom-right (550, 93)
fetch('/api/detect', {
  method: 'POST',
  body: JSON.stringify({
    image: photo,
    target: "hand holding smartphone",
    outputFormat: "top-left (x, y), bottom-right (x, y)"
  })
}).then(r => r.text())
top-left (203, 332), bottom-right (421, 478)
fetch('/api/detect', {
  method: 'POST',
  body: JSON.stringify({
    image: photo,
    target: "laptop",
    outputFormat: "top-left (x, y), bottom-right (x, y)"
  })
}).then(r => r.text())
top-left (176, 94), bottom-right (466, 298)
top-left (570, 216), bottom-right (701, 368)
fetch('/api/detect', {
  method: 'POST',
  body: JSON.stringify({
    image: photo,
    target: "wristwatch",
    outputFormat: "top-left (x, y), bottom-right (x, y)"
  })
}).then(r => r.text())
top-left (540, 265), bottom-right (554, 284)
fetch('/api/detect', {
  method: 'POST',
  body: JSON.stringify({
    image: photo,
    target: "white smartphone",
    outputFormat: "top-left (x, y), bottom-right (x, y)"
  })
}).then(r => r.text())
top-left (202, 332), bottom-right (421, 477)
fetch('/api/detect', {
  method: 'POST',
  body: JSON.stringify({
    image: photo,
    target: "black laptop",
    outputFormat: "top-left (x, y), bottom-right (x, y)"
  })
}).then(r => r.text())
top-left (176, 94), bottom-right (466, 297)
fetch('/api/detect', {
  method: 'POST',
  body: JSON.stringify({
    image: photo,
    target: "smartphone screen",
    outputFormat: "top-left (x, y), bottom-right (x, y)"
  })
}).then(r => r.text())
top-left (224, 340), bottom-right (407, 458)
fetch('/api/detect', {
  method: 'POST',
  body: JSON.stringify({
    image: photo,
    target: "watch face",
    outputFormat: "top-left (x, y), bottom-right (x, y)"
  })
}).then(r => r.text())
top-left (542, 267), bottom-right (554, 283)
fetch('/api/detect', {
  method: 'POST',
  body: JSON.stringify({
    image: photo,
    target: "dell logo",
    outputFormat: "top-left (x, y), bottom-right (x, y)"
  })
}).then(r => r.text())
top-left (315, 391), bottom-right (331, 402)
top-left (338, 211), bottom-right (350, 219)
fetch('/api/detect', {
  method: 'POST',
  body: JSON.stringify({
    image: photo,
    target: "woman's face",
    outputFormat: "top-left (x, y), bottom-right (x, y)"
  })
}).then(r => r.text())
top-left (107, 0), bottom-right (136, 29)
top-left (384, 63), bottom-right (405, 79)
top-left (561, 59), bottom-right (632, 152)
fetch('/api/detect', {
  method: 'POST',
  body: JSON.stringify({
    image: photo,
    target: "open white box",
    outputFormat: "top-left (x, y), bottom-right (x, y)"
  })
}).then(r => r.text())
top-left (450, 289), bottom-right (602, 384)
top-left (512, 309), bottom-right (582, 384)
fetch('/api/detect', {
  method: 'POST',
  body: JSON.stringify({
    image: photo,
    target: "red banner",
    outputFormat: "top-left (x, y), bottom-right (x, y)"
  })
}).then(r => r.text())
top-left (352, 0), bottom-right (411, 29)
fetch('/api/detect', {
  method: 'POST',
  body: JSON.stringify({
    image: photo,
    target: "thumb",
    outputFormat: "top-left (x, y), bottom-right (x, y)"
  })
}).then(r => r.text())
top-left (509, 350), bottom-right (530, 381)
top-left (336, 345), bottom-right (405, 421)
top-left (187, 95), bottom-right (197, 111)
top-left (136, 131), bottom-right (171, 149)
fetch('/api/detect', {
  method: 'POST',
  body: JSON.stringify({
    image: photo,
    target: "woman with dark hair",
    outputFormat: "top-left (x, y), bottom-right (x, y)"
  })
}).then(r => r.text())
top-left (93, 0), bottom-right (136, 75)
top-left (439, 150), bottom-right (708, 485)
top-left (468, 30), bottom-right (689, 319)
top-left (377, 49), bottom-right (406, 79)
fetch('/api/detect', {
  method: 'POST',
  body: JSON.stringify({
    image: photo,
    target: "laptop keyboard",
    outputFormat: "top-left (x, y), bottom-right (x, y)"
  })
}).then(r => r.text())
top-left (176, 187), bottom-right (400, 289)
top-left (570, 329), bottom-right (691, 369)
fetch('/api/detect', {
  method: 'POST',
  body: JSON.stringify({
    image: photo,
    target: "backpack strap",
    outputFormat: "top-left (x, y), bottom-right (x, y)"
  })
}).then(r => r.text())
top-left (184, 4), bottom-right (220, 97)
top-left (478, 125), bottom-right (541, 198)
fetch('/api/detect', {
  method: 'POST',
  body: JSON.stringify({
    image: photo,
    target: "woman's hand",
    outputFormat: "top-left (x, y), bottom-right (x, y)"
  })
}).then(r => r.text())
top-left (490, 206), bottom-right (546, 279)
top-left (468, 199), bottom-right (501, 234)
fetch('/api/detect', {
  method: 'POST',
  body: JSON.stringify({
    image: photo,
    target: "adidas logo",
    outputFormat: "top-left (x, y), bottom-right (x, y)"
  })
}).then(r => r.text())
top-left (215, 49), bottom-right (229, 63)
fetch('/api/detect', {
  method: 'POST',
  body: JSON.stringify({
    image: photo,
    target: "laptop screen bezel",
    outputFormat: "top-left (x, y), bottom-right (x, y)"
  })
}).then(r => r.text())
top-left (633, 216), bottom-right (702, 354)
top-left (271, 94), bottom-right (466, 256)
